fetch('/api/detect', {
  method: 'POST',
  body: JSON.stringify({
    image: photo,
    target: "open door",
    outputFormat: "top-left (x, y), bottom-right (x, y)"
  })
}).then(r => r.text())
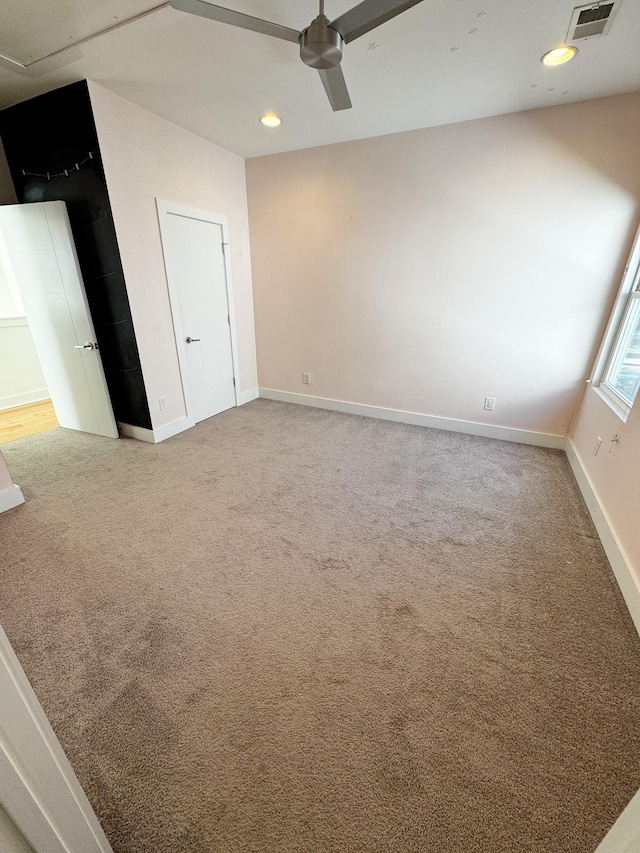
top-left (0, 623), bottom-right (114, 852)
top-left (0, 201), bottom-right (118, 439)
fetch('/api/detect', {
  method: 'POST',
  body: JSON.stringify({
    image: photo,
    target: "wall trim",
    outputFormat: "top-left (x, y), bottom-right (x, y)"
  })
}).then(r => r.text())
top-left (237, 387), bottom-right (259, 406)
top-left (152, 416), bottom-right (196, 443)
top-left (260, 389), bottom-right (640, 639)
top-left (258, 388), bottom-right (566, 449)
top-left (0, 390), bottom-right (50, 412)
top-left (118, 416), bottom-right (196, 444)
top-left (0, 484), bottom-right (25, 514)
top-left (0, 317), bottom-right (28, 329)
top-left (120, 399), bottom-right (259, 443)
top-left (565, 440), bottom-right (640, 636)
top-left (117, 422), bottom-right (155, 443)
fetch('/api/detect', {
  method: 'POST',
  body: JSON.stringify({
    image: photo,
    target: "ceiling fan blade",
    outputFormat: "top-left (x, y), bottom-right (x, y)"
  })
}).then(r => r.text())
top-left (330, 0), bottom-right (424, 44)
top-left (169, 0), bottom-right (300, 43)
top-left (318, 65), bottom-right (352, 111)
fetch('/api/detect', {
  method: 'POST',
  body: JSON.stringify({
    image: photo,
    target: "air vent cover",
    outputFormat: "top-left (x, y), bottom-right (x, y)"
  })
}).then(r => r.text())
top-left (567, 1), bottom-right (619, 40)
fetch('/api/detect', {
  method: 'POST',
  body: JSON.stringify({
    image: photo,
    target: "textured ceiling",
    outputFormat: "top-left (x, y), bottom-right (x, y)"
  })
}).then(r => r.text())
top-left (0, 0), bottom-right (639, 158)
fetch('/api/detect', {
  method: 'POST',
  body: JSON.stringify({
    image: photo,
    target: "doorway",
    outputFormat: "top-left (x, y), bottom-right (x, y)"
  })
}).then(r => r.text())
top-left (157, 200), bottom-right (238, 425)
top-left (0, 316), bottom-right (58, 445)
top-left (0, 221), bottom-right (58, 443)
top-left (0, 399), bottom-right (58, 445)
top-left (0, 201), bottom-right (118, 440)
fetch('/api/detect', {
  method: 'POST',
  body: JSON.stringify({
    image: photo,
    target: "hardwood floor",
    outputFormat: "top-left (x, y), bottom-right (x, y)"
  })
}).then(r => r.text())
top-left (0, 399), bottom-right (59, 444)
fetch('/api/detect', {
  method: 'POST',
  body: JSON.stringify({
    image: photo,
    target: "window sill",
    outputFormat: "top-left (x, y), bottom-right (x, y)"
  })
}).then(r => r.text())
top-left (592, 384), bottom-right (630, 423)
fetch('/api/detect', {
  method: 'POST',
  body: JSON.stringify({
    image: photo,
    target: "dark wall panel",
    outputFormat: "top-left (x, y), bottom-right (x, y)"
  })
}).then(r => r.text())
top-left (0, 80), bottom-right (151, 429)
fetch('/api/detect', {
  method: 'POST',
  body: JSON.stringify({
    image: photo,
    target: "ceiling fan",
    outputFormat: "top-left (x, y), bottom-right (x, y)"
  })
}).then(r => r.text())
top-left (169, 0), bottom-right (425, 111)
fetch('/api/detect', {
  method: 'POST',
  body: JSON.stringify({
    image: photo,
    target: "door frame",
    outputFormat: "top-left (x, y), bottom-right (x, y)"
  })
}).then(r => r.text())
top-left (0, 624), bottom-right (113, 852)
top-left (156, 199), bottom-right (239, 426)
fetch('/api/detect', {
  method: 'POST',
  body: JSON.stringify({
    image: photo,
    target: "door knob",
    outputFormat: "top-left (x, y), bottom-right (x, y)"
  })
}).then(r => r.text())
top-left (74, 342), bottom-right (95, 350)
top-left (185, 336), bottom-right (201, 343)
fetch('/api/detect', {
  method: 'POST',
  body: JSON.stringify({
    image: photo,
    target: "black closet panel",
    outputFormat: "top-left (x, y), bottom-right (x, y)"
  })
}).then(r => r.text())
top-left (0, 80), bottom-right (151, 429)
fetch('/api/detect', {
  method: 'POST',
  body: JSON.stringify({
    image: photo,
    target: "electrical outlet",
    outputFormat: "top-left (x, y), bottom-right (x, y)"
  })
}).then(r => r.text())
top-left (593, 436), bottom-right (602, 456)
top-left (159, 396), bottom-right (168, 411)
top-left (303, 373), bottom-right (311, 385)
top-left (484, 397), bottom-right (496, 411)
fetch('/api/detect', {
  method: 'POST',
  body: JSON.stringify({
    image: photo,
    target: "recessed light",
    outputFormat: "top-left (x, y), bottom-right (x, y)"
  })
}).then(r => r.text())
top-left (260, 113), bottom-right (281, 128)
top-left (541, 45), bottom-right (578, 66)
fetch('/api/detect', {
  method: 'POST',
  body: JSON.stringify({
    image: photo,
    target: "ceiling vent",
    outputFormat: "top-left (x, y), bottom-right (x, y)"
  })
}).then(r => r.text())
top-left (567, 1), bottom-right (619, 40)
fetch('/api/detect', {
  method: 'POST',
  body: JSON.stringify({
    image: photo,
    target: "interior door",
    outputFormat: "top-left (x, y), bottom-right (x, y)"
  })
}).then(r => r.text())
top-left (0, 623), bottom-right (114, 852)
top-left (157, 204), bottom-right (236, 424)
top-left (0, 201), bottom-right (118, 438)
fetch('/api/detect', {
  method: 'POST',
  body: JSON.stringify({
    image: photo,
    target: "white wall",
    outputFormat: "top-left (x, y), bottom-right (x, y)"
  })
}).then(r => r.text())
top-left (570, 388), bottom-right (640, 602)
top-left (246, 91), bottom-right (640, 438)
top-left (0, 319), bottom-right (48, 410)
top-left (87, 82), bottom-right (258, 432)
top-left (0, 150), bottom-right (26, 512)
top-left (0, 143), bottom-right (49, 413)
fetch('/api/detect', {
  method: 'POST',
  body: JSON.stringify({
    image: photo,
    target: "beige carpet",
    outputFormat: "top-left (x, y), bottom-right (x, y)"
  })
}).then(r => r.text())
top-left (1, 399), bottom-right (640, 852)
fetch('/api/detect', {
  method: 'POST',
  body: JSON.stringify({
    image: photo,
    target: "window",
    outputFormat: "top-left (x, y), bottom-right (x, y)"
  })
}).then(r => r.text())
top-left (601, 287), bottom-right (640, 408)
top-left (596, 229), bottom-right (640, 419)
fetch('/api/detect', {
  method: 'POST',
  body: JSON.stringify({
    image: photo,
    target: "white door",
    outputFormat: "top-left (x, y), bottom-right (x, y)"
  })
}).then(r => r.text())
top-left (595, 787), bottom-right (640, 852)
top-left (157, 201), bottom-right (236, 424)
top-left (0, 202), bottom-right (118, 439)
top-left (0, 624), bottom-right (114, 852)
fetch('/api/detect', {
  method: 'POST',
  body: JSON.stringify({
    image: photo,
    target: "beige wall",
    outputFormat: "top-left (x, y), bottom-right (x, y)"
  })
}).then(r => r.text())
top-left (88, 82), bottom-right (258, 431)
top-left (246, 91), bottom-right (640, 437)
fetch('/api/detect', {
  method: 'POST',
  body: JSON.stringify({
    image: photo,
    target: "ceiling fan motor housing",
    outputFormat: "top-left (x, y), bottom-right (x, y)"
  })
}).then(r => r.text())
top-left (300, 15), bottom-right (344, 69)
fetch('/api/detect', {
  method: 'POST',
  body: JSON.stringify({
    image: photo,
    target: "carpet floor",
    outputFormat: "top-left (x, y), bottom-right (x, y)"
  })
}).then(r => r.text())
top-left (1, 399), bottom-right (639, 852)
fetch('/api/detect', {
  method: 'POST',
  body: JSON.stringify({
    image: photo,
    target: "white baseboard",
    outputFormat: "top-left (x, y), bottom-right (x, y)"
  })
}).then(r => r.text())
top-left (258, 389), bottom-right (566, 449)
top-left (0, 391), bottom-right (49, 411)
top-left (118, 416), bottom-right (196, 444)
top-left (565, 441), bottom-right (640, 636)
top-left (152, 416), bottom-right (196, 443)
top-left (120, 397), bottom-right (262, 444)
top-left (0, 484), bottom-right (25, 513)
top-left (258, 389), bottom-right (639, 635)
top-left (117, 422), bottom-right (156, 443)
top-left (116, 392), bottom-right (640, 639)
top-left (237, 387), bottom-right (259, 406)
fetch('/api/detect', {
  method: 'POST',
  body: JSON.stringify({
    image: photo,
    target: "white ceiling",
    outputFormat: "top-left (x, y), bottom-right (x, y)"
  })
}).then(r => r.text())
top-left (0, 0), bottom-right (639, 158)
